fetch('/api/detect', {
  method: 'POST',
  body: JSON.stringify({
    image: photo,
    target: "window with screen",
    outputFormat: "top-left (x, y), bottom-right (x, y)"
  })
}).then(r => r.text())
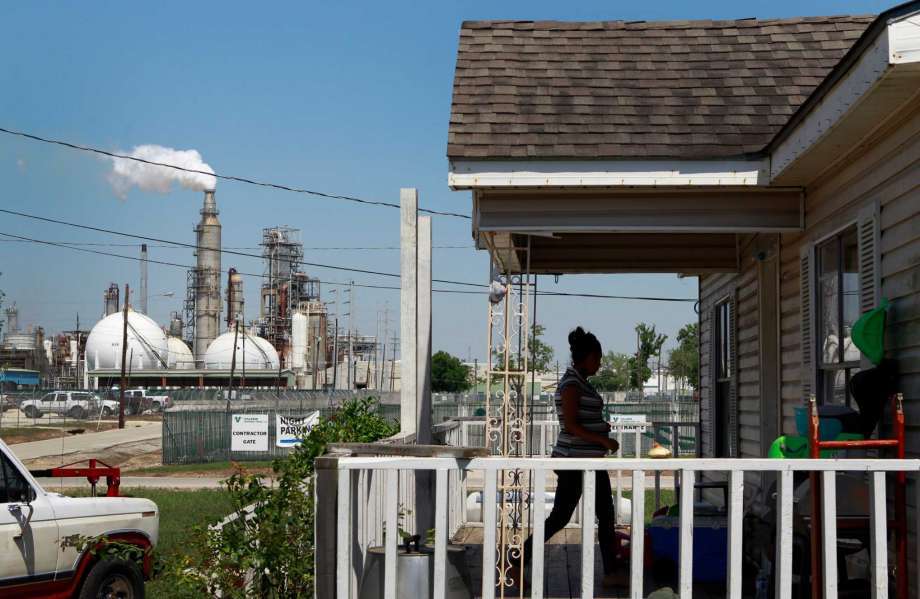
top-left (816, 226), bottom-right (860, 406)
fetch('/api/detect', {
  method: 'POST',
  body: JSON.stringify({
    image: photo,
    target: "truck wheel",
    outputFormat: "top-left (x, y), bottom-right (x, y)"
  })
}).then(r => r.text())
top-left (102, 406), bottom-right (113, 417)
top-left (69, 406), bottom-right (87, 419)
top-left (78, 558), bottom-right (144, 599)
top-left (24, 406), bottom-right (41, 419)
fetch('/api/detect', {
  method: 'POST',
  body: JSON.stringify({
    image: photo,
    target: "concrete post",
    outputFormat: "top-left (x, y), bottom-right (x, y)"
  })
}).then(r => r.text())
top-left (416, 215), bottom-right (432, 444)
top-left (414, 215), bottom-right (435, 538)
top-left (400, 189), bottom-right (418, 437)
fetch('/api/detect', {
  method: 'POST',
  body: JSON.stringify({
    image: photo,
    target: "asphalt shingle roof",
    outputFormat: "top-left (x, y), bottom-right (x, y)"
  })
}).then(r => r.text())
top-left (448, 16), bottom-right (876, 160)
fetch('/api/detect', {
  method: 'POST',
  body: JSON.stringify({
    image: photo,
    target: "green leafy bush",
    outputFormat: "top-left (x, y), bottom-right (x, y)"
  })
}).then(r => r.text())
top-left (172, 396), bottom-right (398, 598)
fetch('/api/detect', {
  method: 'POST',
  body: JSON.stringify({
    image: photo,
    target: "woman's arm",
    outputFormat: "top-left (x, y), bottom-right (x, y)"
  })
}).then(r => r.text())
top-left (560, 386), bottom-right (617, 451)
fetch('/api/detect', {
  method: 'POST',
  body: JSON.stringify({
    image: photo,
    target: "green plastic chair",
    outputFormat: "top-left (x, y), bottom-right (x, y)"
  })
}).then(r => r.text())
top-left (852, 298), bottom-right (889, 366)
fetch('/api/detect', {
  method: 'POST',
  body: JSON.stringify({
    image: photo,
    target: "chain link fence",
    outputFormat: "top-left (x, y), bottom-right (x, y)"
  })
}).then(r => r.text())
top-left (161, 391), bottom-right (698, 464)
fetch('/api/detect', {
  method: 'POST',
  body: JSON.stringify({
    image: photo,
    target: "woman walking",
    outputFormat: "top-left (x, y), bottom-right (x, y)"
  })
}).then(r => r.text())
top-left (511, 326), bottom-right (623, 588)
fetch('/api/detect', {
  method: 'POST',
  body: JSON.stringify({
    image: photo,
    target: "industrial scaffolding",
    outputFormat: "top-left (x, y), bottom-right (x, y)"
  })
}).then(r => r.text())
top-left (256, 226), bottom-right (321, 367)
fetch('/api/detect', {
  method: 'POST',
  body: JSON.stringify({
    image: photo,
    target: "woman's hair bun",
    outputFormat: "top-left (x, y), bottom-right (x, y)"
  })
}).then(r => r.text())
top-left (568, 326), bottom-right (586, 347)
top-left (568, 326), bottom-right (601, 363)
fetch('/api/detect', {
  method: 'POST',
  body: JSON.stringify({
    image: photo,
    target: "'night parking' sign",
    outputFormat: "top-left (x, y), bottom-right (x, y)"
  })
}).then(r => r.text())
top-left (276, 412), bottom-right (320, 448)
top-left (231, 414), bottom-right (269, 452)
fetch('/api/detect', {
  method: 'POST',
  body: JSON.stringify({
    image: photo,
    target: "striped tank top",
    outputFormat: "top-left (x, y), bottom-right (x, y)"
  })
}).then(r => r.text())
top-left (552, 367), bottom-right (608, 457)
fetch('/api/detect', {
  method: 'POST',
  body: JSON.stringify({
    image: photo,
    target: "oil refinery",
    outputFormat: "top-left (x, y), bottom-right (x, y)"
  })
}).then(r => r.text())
top-left (0, 189), bottom-right (400, 391)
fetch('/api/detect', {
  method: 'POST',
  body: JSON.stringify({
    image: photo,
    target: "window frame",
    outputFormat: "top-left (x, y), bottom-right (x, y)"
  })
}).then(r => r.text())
top-left (711, 295), bottom-right (735, 458)
top-left (0, 452), bottom-right (35, 504)
top-left (814, 224), bottom-right (861, 407)
top-left (714, 300), bottom-right (732, 383)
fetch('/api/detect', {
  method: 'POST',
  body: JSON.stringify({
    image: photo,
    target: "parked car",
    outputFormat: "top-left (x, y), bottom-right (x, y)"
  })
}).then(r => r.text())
top-left (0, 437), bottom-right (158, 597)
top-left (0, 394), bottom-right (17, 412)
top-left (124, 389), bottom-right (172, 413)
top-left (105, 389), bottom-right (172, 415)
top-left (19, 391), bottom-right (117, 420)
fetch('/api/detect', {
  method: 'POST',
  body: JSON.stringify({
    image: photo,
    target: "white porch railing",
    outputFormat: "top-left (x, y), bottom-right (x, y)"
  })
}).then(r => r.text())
top-left (330, 456), bottom-right (920, 599)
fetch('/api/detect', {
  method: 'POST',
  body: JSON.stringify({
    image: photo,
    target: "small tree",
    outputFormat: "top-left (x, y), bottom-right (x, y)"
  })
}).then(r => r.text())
top-left (591, 351), bottom-right (631, 391)
top-left (668, 322), bottom-right (699, 391)
top-left (431, 351), bottom-right (471, 393)
top-left (629, 323), bottom-right (668, 390)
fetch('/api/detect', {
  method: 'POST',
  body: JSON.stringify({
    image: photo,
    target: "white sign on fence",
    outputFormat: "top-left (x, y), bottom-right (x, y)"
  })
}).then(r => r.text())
top-left (276, 412), bottom-right (320, 448)
top-left (609, 414), bottom-right (648, 426)
top-left (231, 414), bottom-right (269, 452)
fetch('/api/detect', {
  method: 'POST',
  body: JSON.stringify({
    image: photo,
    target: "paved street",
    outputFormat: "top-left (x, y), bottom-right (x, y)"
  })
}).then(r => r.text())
top-left (7, 421), bottom-right (161, 461)
top-left (35, 476), bottom-right (229, 490)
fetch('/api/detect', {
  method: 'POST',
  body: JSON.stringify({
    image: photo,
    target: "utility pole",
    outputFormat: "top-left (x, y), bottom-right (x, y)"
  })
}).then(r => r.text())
top-left (227, 320), bottom-right (239, 411)
top-left (346, 281), bottom-right (354, 390)
top-left (381, 301), bottom-right (390, 390)
top-left (117, 284), bottom-right (129, 429)
top-left (312, 335), bottom-right (319, 391)
top-left (331, 318), bottom-right (339, 391)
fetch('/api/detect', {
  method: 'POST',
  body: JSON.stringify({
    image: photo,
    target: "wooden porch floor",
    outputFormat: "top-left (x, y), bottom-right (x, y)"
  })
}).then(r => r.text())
top-left (453, 526), bottom-right (723, 599)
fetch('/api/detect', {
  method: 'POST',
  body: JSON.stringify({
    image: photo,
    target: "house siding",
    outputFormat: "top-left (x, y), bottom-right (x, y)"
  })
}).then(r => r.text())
top-left (700, 101), bottom-right (920, 588)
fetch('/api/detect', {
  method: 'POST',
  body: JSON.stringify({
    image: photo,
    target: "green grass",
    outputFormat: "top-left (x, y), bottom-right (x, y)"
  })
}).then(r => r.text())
top-left (132, 488), bottom-right (235, 599)
top-left (65, 487), bottom-right (235, 598)
top-left (621, 489), bottom-right (676, 523)
top-left (125, 460), bottom-right (274, 476)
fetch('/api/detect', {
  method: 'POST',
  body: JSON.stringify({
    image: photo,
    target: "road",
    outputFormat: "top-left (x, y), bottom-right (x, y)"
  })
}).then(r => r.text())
top-left (7, 421), bottom-right (161, 461)
top-left (34, 476), bottom-right (230, 490)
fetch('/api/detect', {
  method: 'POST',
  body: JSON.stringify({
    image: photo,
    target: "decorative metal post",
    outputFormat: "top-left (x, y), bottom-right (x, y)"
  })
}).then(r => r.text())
top-left (483, 234), bottom-right (532, 597)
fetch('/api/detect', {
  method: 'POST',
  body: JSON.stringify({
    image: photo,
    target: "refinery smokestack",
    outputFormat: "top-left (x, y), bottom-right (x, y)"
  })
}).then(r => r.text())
top-left (103, 283), bottom-right (120, 317)
top-left (193, 189), bottom-right (222, 359)
top-left (226, 268), bottom-right (244, 329)
top-left (139, 243), bottom-right (148, 314)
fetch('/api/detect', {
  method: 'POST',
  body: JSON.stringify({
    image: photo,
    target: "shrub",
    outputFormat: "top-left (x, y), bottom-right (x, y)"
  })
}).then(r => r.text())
top-left (173, 396), bottom-right (398, 598)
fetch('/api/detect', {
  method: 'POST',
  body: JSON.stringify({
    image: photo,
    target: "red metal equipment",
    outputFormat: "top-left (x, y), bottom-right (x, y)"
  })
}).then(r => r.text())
top-left (808, 393), bottom-right (906, 598)
top-left (30, 458), bottom-right (121, 497)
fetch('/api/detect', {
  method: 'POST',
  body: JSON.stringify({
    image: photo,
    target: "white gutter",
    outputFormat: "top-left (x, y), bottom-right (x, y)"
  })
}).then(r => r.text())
top-left (449, 158), bottom-right (769, 189)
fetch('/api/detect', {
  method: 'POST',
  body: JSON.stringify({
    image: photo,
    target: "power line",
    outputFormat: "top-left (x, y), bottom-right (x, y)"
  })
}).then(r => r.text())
top-left (0, 206), bottom-right (483, 288)
top-left (0, 230), bottom-right (422, 293)
top-left (1, 231), bottom-right (697, 303)
top-left (0, 126), bottom-right (470, 220)
top-left (0, 239), bottom-right (473, 250)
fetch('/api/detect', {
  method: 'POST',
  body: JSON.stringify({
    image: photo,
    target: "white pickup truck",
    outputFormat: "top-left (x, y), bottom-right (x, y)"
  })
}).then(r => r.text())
top-left (0, 439), bottom-right (158, 598)
top-left (20, 392), bottom-right (119, 420)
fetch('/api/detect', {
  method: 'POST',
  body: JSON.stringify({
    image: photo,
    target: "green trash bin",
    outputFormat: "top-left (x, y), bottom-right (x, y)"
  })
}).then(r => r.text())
top-left (767, 433), bottom-right (864, 459)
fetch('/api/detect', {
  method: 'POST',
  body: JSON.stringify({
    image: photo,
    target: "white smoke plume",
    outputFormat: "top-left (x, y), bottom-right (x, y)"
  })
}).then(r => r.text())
top-left (108, 144), bottom-right (217, 198)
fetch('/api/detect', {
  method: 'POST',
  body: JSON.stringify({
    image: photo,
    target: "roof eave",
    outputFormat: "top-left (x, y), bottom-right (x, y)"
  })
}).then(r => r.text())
top-left (768, 3), bottom-right (920, 184)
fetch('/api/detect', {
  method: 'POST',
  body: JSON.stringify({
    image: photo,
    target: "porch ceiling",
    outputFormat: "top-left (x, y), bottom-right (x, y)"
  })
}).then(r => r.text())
top-left (481, 231), bottom-right (738, 275)
top-left (474, 186), bottom-right (803, 235)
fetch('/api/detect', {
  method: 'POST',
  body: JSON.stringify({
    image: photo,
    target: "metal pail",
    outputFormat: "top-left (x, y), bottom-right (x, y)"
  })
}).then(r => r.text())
top-left (358, 536), bottom-right (473, 599)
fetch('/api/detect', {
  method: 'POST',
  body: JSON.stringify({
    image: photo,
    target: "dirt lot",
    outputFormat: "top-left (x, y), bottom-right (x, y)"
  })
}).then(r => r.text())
top-left (0, 423), bottom-right (122, 445)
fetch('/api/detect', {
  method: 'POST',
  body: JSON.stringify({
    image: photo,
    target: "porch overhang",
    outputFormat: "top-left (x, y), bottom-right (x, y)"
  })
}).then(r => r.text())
top-left (481, 230), bottom-right (739, 275)
top-left (470, 185), bottom-right (799, 275)
top-left (473, 187), bottom-right (803, 234)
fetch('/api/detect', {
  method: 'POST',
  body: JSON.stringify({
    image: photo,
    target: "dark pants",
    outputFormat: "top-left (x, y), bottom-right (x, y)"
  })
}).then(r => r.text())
top-left (520, 469), bottom-right (617, 574)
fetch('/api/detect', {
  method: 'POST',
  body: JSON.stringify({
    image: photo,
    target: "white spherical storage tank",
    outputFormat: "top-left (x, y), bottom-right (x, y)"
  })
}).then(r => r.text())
top-left (85, 309), bottom-right (169, 370)
top-left (166, 337), bottom-right (195, 370)
top-left (203, 330), bottom-right (280, 370)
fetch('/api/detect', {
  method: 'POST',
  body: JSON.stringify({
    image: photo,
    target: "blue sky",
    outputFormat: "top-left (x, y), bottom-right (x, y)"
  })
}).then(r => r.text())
top-left (0, 0), bottom-right (887, 362)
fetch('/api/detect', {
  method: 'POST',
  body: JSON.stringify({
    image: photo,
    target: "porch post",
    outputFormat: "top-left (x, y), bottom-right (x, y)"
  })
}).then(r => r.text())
top-left (314, 456), bottom-right (339, 599)
top-left (400, 188), bottom-right (418, 437)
